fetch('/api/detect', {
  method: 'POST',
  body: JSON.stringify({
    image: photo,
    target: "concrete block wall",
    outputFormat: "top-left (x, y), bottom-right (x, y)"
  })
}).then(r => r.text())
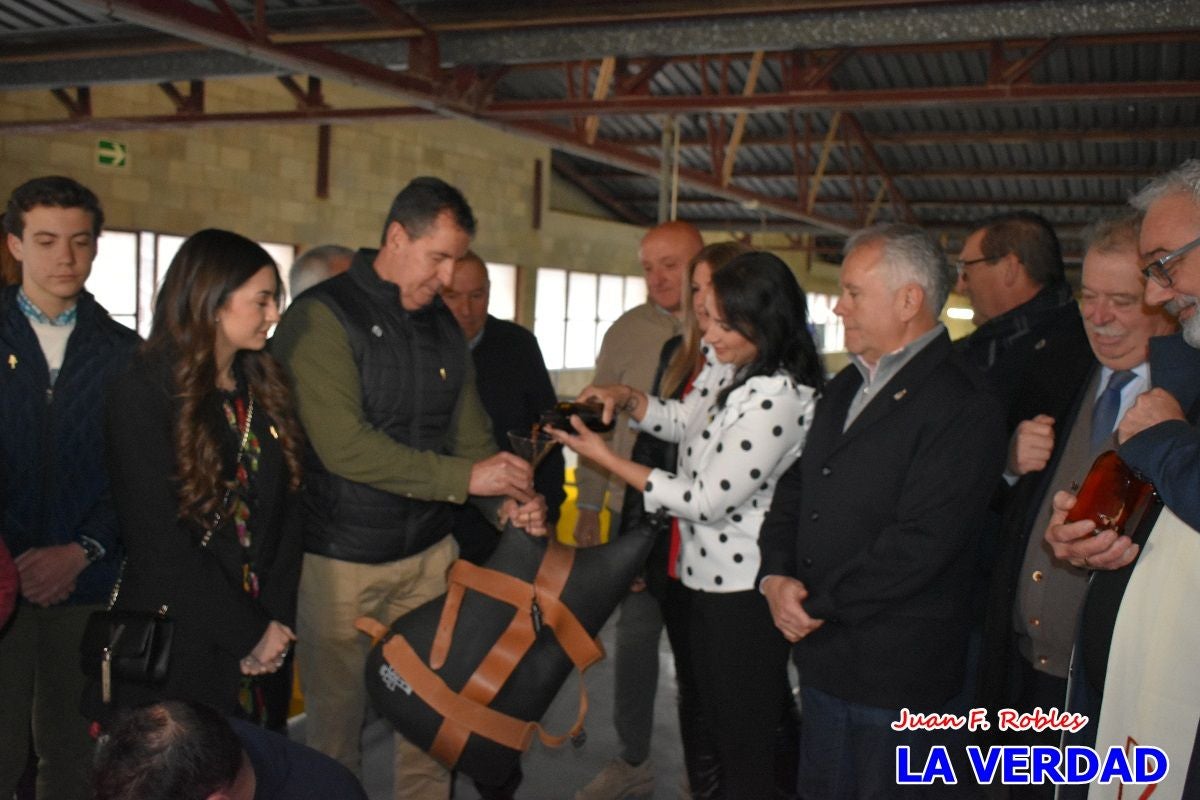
top-left (0, 76), bottom-right (972, 380)
top-left (0, 77), bottom-right (646, 332)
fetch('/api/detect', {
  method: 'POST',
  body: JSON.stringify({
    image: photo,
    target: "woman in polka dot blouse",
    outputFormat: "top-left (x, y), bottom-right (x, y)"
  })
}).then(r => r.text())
top-left (549, 251), bottom-right (824, 798)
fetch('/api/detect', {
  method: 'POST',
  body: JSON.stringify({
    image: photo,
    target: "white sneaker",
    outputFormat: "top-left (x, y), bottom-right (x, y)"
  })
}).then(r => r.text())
top-left (574, 758), bottom-right (655, 800)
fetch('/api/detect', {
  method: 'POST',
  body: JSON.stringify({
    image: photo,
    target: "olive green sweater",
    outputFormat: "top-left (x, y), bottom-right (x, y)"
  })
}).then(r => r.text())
top-left (272, 297), bottom-right (496, 506)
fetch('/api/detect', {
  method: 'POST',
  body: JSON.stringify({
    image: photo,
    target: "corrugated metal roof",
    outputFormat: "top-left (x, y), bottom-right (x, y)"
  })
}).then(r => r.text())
top-left (0, 0), bottom-right (109, 31)
top-left (1, 0), bottom-right (1197, 253)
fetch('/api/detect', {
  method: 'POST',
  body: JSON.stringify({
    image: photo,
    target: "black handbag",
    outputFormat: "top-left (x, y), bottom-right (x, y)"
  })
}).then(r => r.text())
top-left (80, 554), bottom-right (179, 704)
top-left (80, 400), bottom-right (250, 704)
top-left (80, 605), bottom-right (173, 702)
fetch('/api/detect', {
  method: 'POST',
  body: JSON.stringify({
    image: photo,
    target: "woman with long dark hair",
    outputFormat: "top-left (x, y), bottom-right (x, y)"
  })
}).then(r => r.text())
top-left (607, 240), bottom-right (750, 798)
top-left (103, 229), bottom-right (304, 723)
top-left (551, 251), bottom-right (823, 798)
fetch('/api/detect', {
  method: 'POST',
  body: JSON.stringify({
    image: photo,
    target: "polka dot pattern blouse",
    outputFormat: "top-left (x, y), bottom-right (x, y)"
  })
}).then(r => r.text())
top-left (637, 355), bottom-right (816, 592)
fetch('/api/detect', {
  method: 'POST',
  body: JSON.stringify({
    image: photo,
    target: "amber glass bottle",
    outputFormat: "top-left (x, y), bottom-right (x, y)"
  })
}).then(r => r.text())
top-left (1064, 450), bottom-right (1153, 534)
top-left (538, 401), bottom-right (615, 433)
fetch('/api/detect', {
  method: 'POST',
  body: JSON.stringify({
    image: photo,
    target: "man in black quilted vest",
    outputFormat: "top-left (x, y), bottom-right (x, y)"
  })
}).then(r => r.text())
top-left (273, 177), bottom-right (546, 800)
top-left (0, 176), bottom-right (140, 799)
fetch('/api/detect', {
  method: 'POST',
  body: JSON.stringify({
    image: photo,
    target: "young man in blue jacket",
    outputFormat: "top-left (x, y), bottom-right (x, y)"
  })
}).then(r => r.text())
top-left (0, 176), bottom-right (140, 799)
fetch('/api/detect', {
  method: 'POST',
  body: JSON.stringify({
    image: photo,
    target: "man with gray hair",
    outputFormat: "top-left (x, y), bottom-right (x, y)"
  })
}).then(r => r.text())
top-left (288, 244), bottom-right (353, 297)
top-left (759, 223), bottom-right (1006, 797)
top-left (978, 213), bottom-right (1176, 799)
top-left (1045, 159), bottom-right (1200, 800)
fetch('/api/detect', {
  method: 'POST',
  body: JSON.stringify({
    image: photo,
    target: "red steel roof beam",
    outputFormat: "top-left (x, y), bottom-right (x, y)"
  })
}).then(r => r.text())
top-left (50, 86), bottom-right (92, 118)
top-left (509, 119), bottom-right (853, 234)
top-left (841, 114), bottom-right (915, 224)
top-left (0, 106), bottom-right (436, 135)
top-left (71, 0), bottom-right (464, 116)
top-left (157, 79), bottom-right (204, 113)
top-left (483, 80), bottom-right (1200, 118)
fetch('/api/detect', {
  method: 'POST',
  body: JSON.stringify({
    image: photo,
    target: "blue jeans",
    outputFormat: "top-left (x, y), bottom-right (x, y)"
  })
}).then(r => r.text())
top-left (797, 686), bottom-right (981, 800)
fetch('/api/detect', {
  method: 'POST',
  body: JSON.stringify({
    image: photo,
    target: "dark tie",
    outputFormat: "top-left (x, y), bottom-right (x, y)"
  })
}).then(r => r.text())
top-left (1091, 369), bottom-right (1136, 453)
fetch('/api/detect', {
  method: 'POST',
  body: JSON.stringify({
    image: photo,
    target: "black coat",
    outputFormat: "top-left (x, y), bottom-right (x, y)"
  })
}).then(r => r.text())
top-left (759, 331), bottom-right (1006, 709)
top-left (450, 316), bottom-right (565, 563)
top-left (956, 285), bottom-right (1091, 434)
top-left (960, 291), bottom-right (1092, 629)
top-left (104, 351), bottom-right (302, 712)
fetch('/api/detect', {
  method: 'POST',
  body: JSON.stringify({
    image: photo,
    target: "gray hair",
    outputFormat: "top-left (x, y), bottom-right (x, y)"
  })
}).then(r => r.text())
top-left (1082, 211), bottom-right (1142, 256)
top-left (289, 244), bottom-right (354, 296)
top-left (844, 223), bottom-right (953, 315)
top-left (1130, 159), bottom-right (1200, 212)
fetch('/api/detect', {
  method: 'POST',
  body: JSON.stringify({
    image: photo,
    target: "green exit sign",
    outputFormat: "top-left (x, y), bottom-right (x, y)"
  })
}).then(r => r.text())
top-left (97, 139), bottom-right (127, 168)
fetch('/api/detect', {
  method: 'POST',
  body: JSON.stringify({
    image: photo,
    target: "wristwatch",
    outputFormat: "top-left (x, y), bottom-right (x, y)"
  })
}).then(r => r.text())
top-left (78, 536), bottom-right (105, 564)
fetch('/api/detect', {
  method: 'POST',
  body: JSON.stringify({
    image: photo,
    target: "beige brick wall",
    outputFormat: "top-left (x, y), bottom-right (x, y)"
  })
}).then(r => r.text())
top-left (0, 77), bottom-right (646, 330)
top-left (0, 77), bottom-right (971, 372)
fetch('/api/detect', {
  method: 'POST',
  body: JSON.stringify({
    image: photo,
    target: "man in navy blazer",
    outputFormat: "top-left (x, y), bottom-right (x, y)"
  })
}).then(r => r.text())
top-left (759, 223), bottom-right (1006, 798)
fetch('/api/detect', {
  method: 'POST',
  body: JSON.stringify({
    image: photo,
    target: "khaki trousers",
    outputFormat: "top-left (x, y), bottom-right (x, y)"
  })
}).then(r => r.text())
top-left (0, 602), bottom-right (98, 800)
top-left (297, 537), bottom-right (457, 800)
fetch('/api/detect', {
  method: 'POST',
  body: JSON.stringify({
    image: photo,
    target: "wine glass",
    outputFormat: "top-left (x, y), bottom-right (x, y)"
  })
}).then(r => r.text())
top-left (507, 427), bottom-right (558, 469)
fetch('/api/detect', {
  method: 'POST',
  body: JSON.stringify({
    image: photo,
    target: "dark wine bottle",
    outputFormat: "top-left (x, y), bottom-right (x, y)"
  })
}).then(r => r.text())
top-left (538, 401), bottom-right (615, 433)
top-left (1064, 450), bottom-right (1153, 535)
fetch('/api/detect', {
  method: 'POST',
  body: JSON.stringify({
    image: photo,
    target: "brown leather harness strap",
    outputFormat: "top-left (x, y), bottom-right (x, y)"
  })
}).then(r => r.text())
top-left (366, 540), bottom-right (603, 768)
top-left (380, 632), bottom-right (595, 762)
top-left (429, 571), bottom-right (466, 670)
top-left (456, 541), bottom-right (581, 707)
top-left (354, 616), bottom-right (389, 643)
top-left (381, 633), bottom-right (538, 753)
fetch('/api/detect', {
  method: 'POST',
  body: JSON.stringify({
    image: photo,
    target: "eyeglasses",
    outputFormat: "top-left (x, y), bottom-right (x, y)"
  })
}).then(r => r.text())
top-left (1141, 233), bottom-right (1200, 288)
top-left (955, 256), bottom-right (996, 276)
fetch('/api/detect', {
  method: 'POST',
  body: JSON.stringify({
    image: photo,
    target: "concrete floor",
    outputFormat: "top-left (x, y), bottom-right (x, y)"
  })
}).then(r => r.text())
top-left (292, 615), bottom-right (687, 800)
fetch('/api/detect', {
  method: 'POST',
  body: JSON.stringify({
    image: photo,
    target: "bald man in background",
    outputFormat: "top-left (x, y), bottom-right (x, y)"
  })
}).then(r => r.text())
top-left (573, 220), bottom-right (701, 545)
top-left (441, 252), bottom-right (565, 564)
top-left (288, 244), bottom-right (353, 298)
top-left (573, 220), bottom-right (703, 800)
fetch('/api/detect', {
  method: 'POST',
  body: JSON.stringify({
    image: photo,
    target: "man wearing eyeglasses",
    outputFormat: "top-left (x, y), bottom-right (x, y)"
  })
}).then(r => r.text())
top-left (1044, 159), bottom-right (1200, 800)
top-left (952, 214), bottom-right (1093, 725)
top-left (953, 212), bottom-right (1091, 431)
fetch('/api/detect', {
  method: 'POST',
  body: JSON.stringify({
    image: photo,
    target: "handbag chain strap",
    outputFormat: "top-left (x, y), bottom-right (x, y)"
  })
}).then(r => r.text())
top-left (235, 391), bottom-right (255, 457)
top-left (106, 559), bottom-right (126, 611)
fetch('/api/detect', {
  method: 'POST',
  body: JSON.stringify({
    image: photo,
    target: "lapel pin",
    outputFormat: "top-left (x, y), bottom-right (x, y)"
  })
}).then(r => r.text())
top-left (1034, 338), bottom-right (1047, 350)
top-left (269, 425), bottom-right (279, 439)
top-left (7, 354), bottom-right (15, 369)
top-left (439, 367), bottom-right (447, 380)
top-left (893, 388), bottom-right (908, 401)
